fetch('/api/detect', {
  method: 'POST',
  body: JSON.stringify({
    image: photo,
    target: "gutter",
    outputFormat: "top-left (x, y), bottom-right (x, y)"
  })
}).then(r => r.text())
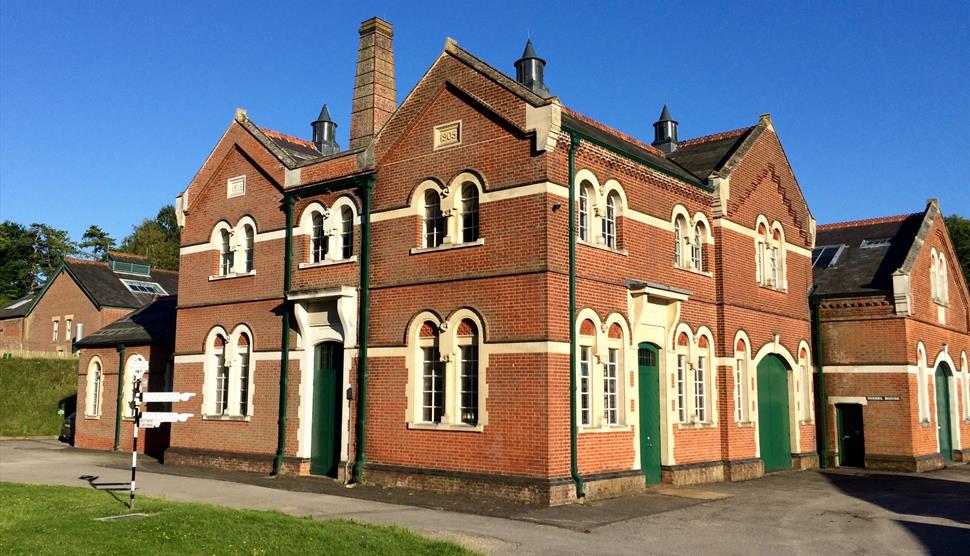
top-left (351, 175), bottom-right (375, 483)
top-left (113, 344), bottom-right (126, 451)
top-left (567, 134), bottom-right (585, 498)
top-left (272, 196), bottom-right (296, 475)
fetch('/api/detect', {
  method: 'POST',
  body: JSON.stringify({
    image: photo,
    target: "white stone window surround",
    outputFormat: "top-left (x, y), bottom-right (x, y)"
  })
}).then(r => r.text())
top-left (733, 331), bottom-right (753, 425)
top-left (84, 356), bottom-right (104, 419)
top-left (754, 215), bottom-right (788, 291)
top-left (295, 197), bottom-right (361, 268)
top-left (573, 170), bottom-right (630, 255)
top-left (208, 216), bottom-right (260, 280)
top-left (575, 309), bottom-right (633, 432)
top-left (673, 324), bottom-right (717, 428)
top-left (670, 204), bottom-right (713, 276)
top-left (961, 351), bottom-right (969, 423)
top-left (408, 173), bottom-right (486, 255)
top-left (201, 324), bottom-right (256, 420)
top-left (916, 342), bottom-right (930, 424)
top-left (405, 309), bottom-right (489, 432)
top-left (798, 340), bottom-right (814, 424)
top-left (930, 248), bottom-right (949, 306)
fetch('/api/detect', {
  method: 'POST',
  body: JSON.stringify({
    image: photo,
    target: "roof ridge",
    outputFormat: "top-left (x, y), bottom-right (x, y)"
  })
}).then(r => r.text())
top-left (259, 126), bottom-right (317, 148)
top-left (107, 250), bottom-right (147, 260)
top-left (561, 106), bottom-right (666, 157)
top-left (817, 212), bottom-right (922, 231)
top-left (678, 126), bottom-right (754, 147)
top-left (64, 257), bottom-right (102, 265)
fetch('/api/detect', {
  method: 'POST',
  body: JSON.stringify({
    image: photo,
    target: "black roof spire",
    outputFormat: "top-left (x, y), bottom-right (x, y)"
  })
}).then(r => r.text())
top-left (652, 104), bottom-right (679, 153)
top-left (315, 103), bottom-right (334, 123)
top-left (658, 104), bottom-right (673, 122)
top-left (514, 38), bottom-right (550, 97)
top-left (311, 102), bottom-right (339, 155)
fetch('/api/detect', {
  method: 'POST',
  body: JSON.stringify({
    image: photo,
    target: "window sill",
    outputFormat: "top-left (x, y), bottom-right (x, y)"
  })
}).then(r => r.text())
top-left (933, 299), bottom-right (950, 308)
top-left (578, 239), bottom-right (627, 256)
top-left (673, 264), bottom-right (713, 278)
top-left (579, 424), bottom-right (632, 433)
top-left (84, 415), bottom-right (100, 420)
top-left (736, 421), bottom-right (754, 428)
top-left (407, 422), bottom-right (483, 432)
top-left (299, 256), bottom-right (357, 269)
top-left (799, 419), bottom-right (815, 426)
top-left (209, 271), bottom-right (256, 281)
top-left (203, 414), bottom-right (252, 422)
top-left (677, 421), bottom-right (716, 430)
top-left (758, 283), bottom-right (787, 293)
top-left (410, 238), bottom-right (485, 255)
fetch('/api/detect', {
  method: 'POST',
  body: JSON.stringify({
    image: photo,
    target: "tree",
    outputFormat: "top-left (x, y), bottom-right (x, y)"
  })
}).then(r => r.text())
top-left (945, 214), bottom-right (970, 285)
top-left (0, 221), bottom-right (34, 304)
top-left (28, 223), bottom-right (80, 287)
top-left (80, 225), bottom-right (116, 261)
top-left (119, 205), bottom-right (180, 270)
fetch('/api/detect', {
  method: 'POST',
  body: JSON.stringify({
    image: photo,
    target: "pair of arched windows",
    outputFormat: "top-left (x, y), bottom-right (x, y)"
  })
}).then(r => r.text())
top-left (214, 219), bottom-right (256, 277)
top-left (576, 311), bottom-right (628, 428)
top-left (673, 215), bottom-right (707, 271)
top-left (205, 326), bottom-right (253, 418)
top-left (930, 248), bottom-right (949, 304)
top-left (298, 198), bottom-right (359, 266)
top-left (675, 328), bottom-right (714, 424)
top-left (755, 219), bottom-right (786, 290)
top-left (408, 310), bottom-right (485, 428)
top-left (422, 183), bottom-right (479, 248)
top-left (577, 180), bottom-right (622, 250)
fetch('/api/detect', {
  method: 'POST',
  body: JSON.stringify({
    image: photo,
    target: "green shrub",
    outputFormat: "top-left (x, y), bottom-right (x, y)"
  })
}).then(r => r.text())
top-left (0, 358), bottom-right (77, 436)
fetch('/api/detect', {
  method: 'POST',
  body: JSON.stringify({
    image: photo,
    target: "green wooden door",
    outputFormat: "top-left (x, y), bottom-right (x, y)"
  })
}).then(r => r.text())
top-left (935, 366), bottom-right (952, 463)
top-left (638, 343), bottom-right (662, 485)
top-left (310, 342), bottom-right (343, 477)
top-left (757, 356), bottom-right (792, 472)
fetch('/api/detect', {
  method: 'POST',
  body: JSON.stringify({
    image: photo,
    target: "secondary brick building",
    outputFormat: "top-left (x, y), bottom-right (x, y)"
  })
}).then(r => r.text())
top-left (166, 17), bottom-right (817, 504)
top-left (812, 200), bottom-right (970, 471)
top-left (0, 252), bottom-right (177, 358)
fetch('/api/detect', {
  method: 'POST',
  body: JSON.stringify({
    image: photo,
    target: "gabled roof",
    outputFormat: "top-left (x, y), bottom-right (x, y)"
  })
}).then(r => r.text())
top-left (812, 211), bottom-right (925, 297)
top-left (75, 296), bottom-right (177, 348)
top-left (0, 293), bottom-right (36, 320)
top-left (668, 127), bottom-right (755, 180)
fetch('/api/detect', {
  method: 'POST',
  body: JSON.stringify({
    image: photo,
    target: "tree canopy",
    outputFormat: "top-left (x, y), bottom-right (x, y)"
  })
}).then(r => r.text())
top-left (944, 214), bottom-right (970, 285)
top-left (118, 205), bottom-right (180, 271)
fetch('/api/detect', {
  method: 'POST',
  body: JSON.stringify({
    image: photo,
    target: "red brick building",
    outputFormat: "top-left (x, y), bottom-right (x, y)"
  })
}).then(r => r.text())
top-left (74, 296), bottom-right (177, 458)
top-left (813, 200), bottom-right (970, 471)
top-left (166, 17), bottom-right (817, 504)
top-left (0, 252), bottom-right (177, 358)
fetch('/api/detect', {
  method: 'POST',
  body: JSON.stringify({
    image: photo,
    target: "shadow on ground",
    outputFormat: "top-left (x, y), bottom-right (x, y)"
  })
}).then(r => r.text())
top-left (821, 469), bottom-right (970, 554)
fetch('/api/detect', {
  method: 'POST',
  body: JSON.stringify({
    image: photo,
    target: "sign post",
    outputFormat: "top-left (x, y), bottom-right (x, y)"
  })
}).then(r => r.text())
top-left (124, 359), bottom-right (194, 511)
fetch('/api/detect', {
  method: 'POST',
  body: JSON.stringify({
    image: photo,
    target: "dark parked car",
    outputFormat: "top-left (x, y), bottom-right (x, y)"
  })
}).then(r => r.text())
top-left (59, 412), bottom-right (75, 445)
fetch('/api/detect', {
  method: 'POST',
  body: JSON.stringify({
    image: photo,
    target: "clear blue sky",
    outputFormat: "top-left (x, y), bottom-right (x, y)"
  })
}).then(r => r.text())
top-left (2, 1), bottom-right (968, 244)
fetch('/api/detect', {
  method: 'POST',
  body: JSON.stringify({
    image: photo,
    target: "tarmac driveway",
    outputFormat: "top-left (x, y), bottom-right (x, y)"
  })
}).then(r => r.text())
top-left (1, 439), bottom-right (968, 555)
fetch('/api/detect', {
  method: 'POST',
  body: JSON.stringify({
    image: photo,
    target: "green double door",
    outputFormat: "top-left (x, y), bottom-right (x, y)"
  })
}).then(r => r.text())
top-left (310, 342), bottom-right (343, 477)
top-left (638, 343), bottom-right (662, 485)
top-left (935, 366), bottom-right (952, 463)
top-left (757, 355), bottom-right (792, 472)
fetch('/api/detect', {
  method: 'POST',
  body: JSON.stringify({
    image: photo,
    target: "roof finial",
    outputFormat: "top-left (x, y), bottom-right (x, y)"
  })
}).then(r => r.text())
top-left (515, 38), bottom-right (549, 97)
top-left (652, 104), bottom-right (679, 153)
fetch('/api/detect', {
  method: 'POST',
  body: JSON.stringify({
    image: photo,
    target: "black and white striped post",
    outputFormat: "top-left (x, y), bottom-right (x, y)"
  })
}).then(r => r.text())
top-left (128, 365), bottom-right (147, 511)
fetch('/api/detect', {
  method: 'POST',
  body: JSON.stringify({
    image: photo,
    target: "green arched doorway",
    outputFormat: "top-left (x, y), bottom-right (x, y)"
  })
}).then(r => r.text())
top-left (310, 341), bottom-right (344, 477)
top-left (935, 364), bottom-right (953, 463)
top-left (637, 343), bottom-right (662, 484)
top-left (757, 355), bottom-right (792, 472)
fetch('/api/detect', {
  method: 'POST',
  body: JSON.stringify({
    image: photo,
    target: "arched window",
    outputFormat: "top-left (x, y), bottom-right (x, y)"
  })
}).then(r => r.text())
top-left (917, 344), bottom-right (929, 422)
top-left (457, 319), bottom-right (479, 425)
top-left (930, 251), bottom-right (939, 301)
top-left (419, 322), bottom-right (444, 423)
top-left (674, 216), bottom-right (688, 267)
top-left (692, 224), bottom-right (703, 270)
top-left (578, 183), bottom-right (592, 242)
top-left (340, 206), bottom-right (353, 259)
top-left (220, 229), bottom-right (233, 276)
top-left (734, 337), bottom-right (750, 423)
top-left (676, 331), bottom-right (690, 423)
top-left (237, 333), bottom-right (251, 416)
top-left (578, 319), bottom-right (596, 426)
top-left (460, 183), bottom-right (479, 243)
top-left (602, 192), bottom-right (618, 249)
top-left (799, 347), bottom-right (812, 422)
top-left (756, 224), bottom-right (767, 284)
top-left (242, 225), bottom-right (254, 272)
top-left (311, 212), bottom-right (327, 263)
top-left (86, 358), bottom-right (103, 418)
top-left (694, 335), bottom-right (711, 422)
top-left (213, 334), bottom-right (229, 415)
top-left (423, 191), bottom-right (445, 248)
top-left (603, 322), bottom-right (625, 426)
top-left (939, 258), bottom-right (948, 304)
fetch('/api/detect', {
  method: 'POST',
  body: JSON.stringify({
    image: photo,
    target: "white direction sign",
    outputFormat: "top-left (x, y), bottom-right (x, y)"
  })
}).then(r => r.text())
top-left (129, 359), bottom-right (149, 380)
top-left (142, 392), bottom-right (196, 403)
top-left (139, 411), bottom-right (194, 428)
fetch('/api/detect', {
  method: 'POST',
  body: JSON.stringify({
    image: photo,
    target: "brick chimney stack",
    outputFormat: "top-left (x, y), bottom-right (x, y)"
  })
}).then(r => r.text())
top-left (349, 17), bottom-right (396, 149)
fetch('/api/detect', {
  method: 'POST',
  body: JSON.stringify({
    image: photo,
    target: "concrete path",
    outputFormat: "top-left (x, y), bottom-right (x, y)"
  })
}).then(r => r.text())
top-left (2, 439), bottom-right (968, 554)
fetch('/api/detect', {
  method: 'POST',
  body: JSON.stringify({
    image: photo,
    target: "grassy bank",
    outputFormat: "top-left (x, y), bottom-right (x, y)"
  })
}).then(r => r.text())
top-left (0, 358), bottom-right (77, 436)
top-left (0, 483), bottom-right (473, 555)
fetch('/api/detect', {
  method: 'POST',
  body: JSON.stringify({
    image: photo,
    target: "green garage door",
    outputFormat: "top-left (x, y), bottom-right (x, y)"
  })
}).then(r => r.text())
top-left (758, 355), bottom-right (792, 472)
top-left (935, 365), bottom-right (952, 463)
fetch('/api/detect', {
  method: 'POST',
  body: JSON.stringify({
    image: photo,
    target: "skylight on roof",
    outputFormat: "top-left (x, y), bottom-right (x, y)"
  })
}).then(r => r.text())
top-left (812, 245), bottom-right (845, 269)
top-left (4, 298), bottom-right (32, 310)
top-left (860, 238), bottom-right (891, 248)
top-left (120, 279), bottom-right (167, 296)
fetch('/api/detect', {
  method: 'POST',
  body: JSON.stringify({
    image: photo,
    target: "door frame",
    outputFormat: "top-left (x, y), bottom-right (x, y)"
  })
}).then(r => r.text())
top-left (637, 342), bottom-right (662, 485)
top-left (835, 403), bottom-right (865, 468)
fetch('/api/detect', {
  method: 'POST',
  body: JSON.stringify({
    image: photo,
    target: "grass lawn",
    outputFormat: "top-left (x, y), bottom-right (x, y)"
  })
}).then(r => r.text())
top-left (0, 483), bottom-right (475, 555)
top-left (0, 358), bottom-right (77, 436)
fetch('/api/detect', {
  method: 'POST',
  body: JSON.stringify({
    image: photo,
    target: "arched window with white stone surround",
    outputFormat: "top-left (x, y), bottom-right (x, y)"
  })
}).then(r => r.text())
top-left (734, 333), bottom-right (751, 423)
top-left (917, 343), bottom-right (929, 422)
top-left (578, 182), bottom-right (593, 243)
top-left (204, 325), bottom-right (254, 418)
top-left (460, 182), bottom-right (479, 243)
top-left (219, 228), bottom-right (233, 276)
top-left (423, 190), bottom-right (445, 248)
top-left (602, 191), bottom-right (618, 249)
top-left (340, 206), bottom-right (353, 260)
top-left (311, 211), bottom-right (327, 262)
top-left (85, 357), bottom-right (104, 418)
